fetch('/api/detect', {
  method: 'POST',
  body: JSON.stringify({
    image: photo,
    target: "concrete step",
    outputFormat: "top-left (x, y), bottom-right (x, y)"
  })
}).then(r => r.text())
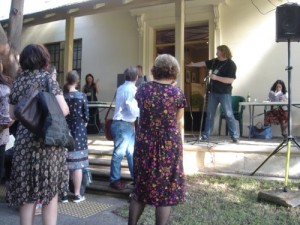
top-left (88, 165), bottom-right (131, 179)
top-left (182, 137), bottom-right (300, 178)
top-left (86, 180), bottom-right (132, 197)
top-left (88, 156), bottom-right (129, 168)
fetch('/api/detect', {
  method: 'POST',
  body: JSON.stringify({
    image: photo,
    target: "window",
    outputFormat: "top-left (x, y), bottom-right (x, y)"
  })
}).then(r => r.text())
top-left (45, 39), bottom-right (82, 87)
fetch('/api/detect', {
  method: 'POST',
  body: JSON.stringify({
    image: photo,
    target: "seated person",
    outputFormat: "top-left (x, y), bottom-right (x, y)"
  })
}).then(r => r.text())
top-left (264, 80), bottom-right (288, 137)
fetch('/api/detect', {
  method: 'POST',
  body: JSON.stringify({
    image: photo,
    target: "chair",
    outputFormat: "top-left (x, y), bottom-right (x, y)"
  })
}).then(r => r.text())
top-left (218, 96), bottom-right (245, 137)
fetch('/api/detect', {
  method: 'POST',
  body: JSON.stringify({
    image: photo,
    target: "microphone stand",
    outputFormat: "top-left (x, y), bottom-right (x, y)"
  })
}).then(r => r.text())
top-left (189, 72), bottom-right (212, 145)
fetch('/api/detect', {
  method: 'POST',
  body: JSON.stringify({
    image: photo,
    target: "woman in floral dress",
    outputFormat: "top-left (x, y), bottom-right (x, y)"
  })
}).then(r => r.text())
top-left (128, 54), bottom-right (186, 225)
top-left (8, 44), bottom-right (69, 225)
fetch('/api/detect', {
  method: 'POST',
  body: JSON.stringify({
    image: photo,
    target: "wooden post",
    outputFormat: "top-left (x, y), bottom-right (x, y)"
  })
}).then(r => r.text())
top-left (64, 16), bottom-right (75, 78)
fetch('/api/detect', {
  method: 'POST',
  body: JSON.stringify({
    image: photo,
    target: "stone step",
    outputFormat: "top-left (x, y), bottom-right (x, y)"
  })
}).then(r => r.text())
top-left (88, 156), bottom-right (128, 168)
top-left (86, 180), bottom-right (132, 197)
top-left (88, 165), bottom-right (131, 179)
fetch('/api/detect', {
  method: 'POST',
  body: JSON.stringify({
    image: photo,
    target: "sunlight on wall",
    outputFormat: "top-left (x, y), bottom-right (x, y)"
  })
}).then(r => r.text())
top-left (233, 15), bottom-right (275, 94)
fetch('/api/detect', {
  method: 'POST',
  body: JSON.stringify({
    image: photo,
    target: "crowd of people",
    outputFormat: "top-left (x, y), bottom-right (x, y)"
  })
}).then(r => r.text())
top-left (0, 43), bottom-right (290, 225)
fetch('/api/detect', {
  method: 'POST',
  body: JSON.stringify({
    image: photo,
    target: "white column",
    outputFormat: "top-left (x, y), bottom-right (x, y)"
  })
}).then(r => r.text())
top-left (175, 0), bottom-right (185, 139)
top-left (136, 14), bottom-right (145, 66)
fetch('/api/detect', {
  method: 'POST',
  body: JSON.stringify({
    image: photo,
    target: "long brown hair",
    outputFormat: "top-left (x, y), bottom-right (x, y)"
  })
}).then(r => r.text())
top-left (217, 45), bottom-right (232, 59)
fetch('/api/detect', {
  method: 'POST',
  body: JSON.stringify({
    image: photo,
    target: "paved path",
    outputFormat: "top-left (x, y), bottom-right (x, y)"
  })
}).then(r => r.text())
top-left (0, 189), bottom-right (128, 225)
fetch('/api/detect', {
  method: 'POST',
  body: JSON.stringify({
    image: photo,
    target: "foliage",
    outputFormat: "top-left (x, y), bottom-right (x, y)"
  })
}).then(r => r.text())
top-left (114, 174), bottom-right (300, 225)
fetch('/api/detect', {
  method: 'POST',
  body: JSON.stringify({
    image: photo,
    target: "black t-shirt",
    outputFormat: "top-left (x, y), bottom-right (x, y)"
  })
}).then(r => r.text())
top-left (205, 58), bottom-right (237, 94)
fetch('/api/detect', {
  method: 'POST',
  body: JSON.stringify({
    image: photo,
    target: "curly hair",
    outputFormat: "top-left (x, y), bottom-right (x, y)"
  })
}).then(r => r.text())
top-left (217, 45), bottom-right (232, 59)
top-left (270, 80), bottom-right (287, 94)
top-left (151, 54), bottom-right (180, 80)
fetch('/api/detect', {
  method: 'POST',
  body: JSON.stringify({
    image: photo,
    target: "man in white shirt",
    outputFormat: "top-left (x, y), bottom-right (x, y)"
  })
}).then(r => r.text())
top-left (110, 66), bottom-right (140, 190)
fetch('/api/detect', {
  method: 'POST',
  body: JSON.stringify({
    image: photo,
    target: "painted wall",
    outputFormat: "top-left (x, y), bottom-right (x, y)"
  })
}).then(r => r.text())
top-left (21, 10), bottom-right (139, 102)
top-left (219, 0), bottom-right (300, 137)
top-left (20, 0), bottom-right (300, 137)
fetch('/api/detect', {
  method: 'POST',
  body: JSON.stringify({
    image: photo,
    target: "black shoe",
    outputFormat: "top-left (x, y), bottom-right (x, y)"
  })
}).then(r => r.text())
top-left (200, 135), bottom-right (208, 141)
top-left (61, 196), bottom-right (69, 203)
top-left (232, 137), bottom-right (239, 143)
top-left (72, 195), bottom-right (86, 203)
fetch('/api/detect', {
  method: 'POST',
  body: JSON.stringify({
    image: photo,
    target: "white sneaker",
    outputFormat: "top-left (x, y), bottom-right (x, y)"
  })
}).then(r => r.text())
top-left (72, 195), bottom-right (86, 203)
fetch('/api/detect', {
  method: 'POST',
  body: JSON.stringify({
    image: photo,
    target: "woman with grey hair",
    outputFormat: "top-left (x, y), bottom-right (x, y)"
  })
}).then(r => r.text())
top-left (128, 54), bottom-right (186, 225)
top-left (109, 66), bottom-right (140, 190)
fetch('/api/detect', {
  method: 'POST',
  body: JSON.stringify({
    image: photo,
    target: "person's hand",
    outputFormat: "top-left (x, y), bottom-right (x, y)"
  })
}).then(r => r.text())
top-left (95, 79), bottom-right (99, 83)
top-left (209, 74), bottom-right (217, 80)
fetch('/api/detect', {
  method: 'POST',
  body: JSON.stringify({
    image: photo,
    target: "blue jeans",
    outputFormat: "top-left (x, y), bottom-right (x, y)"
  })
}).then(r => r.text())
top-left (202, 93), bottom-right (239, 139)
top-left (110, 120), bottom-right (135, 182)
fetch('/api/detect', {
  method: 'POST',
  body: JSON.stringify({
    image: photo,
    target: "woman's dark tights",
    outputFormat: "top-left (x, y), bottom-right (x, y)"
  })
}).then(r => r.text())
top-left (128, 198), bottom-right (171, 225)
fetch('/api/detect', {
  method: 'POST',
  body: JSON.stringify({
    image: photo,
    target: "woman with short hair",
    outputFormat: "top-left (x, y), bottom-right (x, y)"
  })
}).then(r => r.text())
top-left (128, 54), bottom-right (186, 225)
top-left (7, 44), bottom-right (69, 225)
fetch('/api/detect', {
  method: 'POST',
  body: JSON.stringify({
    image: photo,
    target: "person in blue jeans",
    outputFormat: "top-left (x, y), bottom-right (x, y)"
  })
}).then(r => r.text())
top-left (110, 66), bottom-right (140, 190)
top-left (187, 45), bottom-right (239, 143)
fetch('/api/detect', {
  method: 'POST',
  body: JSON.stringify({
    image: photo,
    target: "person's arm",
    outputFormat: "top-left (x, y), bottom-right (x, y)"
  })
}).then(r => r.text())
top-left (56, 95), bottom-right (69, 116)
top-left (176, 107), bottom-right (184, 122)
top-left (95, 80), bottom-right (100, 94)
top-left (126, 97), bottom-right (139, 118)
top-left (9, 104), bottom-right (16, 120)
top-left (209, 74), bottom-right (235, 84)
top-left (82, 93), bottom-right (90, 123)
top-left (280, 93), bottom-right (288, 102)
top-left (186, 61), bottom-right (206, 67)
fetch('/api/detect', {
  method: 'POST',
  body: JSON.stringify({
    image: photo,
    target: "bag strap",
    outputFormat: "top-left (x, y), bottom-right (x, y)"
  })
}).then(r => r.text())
top-left (104, 92), bottom-right (116, 120)
top-left (44, 75), bottom-right (51, 93)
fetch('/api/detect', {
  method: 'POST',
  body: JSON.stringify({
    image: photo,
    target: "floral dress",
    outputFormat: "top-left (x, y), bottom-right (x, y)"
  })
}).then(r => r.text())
top-left (7, 70), bottom-right (69, 207)
top-left (132, 81), bottom-right (186, 207)
top-left (64, 91), bottom-right (89, 170)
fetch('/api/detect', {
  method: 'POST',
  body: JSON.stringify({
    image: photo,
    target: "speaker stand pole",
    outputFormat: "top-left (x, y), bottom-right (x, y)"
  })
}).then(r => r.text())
top-left (250, 39), bottom-right (300, 192)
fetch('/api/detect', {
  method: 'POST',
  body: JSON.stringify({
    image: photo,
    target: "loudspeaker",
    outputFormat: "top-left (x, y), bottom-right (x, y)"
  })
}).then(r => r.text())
top-left (276, 3), bottom-right (300, 42)
top-left (117, 73), bottom-right (125, 87)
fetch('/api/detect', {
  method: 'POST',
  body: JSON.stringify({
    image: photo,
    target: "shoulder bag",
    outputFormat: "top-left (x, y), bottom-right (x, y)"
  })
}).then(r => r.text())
top-left (14, 87), bottom-right (43, 135)
top-left (39, 79), bottom-right (75, 150)
top-left (104, 93), bottom-right (116, 141)
top-left (14, 77), bottom-right (75, 149)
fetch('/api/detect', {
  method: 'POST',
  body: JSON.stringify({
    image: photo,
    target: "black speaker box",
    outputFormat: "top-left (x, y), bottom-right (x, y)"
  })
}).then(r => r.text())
top-left (276, 3), bottom-right (300, 42)
top-left (117, 73), bottom-right (125, 88)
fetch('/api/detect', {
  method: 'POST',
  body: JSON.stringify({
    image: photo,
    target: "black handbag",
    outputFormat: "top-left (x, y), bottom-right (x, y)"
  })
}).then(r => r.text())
top-left (14, 88), bottom-right (43, 135)
top-left (104, 93), bottom-right (116, 141)
top-left (38, 79), bottom-right (75, 150)
top-left (14, 77), bottom-right (74, 149)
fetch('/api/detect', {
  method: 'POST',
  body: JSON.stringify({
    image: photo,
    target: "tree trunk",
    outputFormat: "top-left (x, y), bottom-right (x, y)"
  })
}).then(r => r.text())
top-left (0, 0), bottom-right (24, 79)
top-left (8, 0), bottom-right (24, 53)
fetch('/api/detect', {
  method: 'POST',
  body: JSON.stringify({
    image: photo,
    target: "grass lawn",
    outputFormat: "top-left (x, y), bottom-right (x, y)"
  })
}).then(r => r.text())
top-left (114, 174), bottom-right (300, 225)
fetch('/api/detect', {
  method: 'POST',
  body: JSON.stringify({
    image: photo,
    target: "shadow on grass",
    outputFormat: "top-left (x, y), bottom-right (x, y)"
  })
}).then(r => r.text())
top-left (113, 174), bottom-right (300, 225)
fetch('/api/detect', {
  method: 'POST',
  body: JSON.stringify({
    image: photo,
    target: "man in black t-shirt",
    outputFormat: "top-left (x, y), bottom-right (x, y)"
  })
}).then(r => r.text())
top-left (187, 45), bottom-right (239, 143)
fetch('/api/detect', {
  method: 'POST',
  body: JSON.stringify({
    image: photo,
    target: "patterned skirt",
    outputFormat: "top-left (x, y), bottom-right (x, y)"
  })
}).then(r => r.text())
top-left (264, 107), bottom-right (288, 125)
top-left (67, 149), bottom-right (89, 170)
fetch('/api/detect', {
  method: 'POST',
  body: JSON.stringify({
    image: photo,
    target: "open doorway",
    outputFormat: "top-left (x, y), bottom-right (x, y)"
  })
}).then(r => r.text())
top-left (155, 25), bottom-right (209, 132)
